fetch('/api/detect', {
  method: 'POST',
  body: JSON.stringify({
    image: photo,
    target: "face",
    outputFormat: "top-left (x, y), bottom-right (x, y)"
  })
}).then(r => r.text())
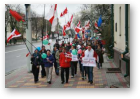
top-left (42, 46), bottom-right (45, 50)
top-left (62, 48), bottom-right (66, 53)
top-left (35, 50), bottom-right (38, 53)
top-left (88, 46), bottom-right (91, 51)
top-left (47, 51), bottom-right (50, 55)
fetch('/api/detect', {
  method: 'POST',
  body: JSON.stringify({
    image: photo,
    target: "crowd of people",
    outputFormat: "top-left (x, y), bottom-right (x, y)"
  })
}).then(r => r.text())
top-left (31, 38), bottom-right (105, 84)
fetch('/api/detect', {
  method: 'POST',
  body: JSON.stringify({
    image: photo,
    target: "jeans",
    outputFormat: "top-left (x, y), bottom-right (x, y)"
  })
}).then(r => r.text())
top-left (56, 63), bottom-right (60, 75)
top-left (61, 67), bottom-right (69, 82)
top-left (54, 61), bottom-right (58, 75)
top-left (79, 61), bottom-right (82, 73)
top-left (81, 64), bottom-right (87, 78)
top-left (87, 67), bottom-right (94, 82)
top-left (97, 63), bottom-right (102, 69)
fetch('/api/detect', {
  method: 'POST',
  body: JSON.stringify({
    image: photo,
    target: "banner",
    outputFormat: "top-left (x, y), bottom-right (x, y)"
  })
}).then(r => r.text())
top-left (82, 57), bottom-right (96, 67)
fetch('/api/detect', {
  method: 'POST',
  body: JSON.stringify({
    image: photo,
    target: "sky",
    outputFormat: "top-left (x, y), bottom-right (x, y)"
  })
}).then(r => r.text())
top-left (30, 4), bottom-right (82, 27)
top-left (5, 4), bottom-right (83, 32)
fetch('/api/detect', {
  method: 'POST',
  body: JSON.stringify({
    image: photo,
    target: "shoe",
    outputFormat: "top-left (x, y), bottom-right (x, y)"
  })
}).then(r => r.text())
top-left (90, 81), bottom-right (93, 84)
top-left (88, 80), bottom-right (90, 83)
top-left (41, 75), bottom-right (45, 78)
top-left (71, 76), bottom-right (74, 78)
top-left (48, 81), bottom-right (51, 84)
top-left (84, 76), bottom-right (87, 79)
top-left (61, 81), bottom-right (64, 84)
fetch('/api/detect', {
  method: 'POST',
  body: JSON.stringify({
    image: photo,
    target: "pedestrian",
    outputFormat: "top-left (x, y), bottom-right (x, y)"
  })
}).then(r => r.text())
top-left (31, 49), bottom-right (41, 83)
top-left (53, 41), bottom-right (60, 49)
top-left (84, 43), bottom-right (97, 84)
top-left (40, 45), bottom-right (47, 78)
top-left (61, 41), bottom-right (65, 47)
top-left (52, 46), bottom-right (58, 75)
top-left (59, 47), bottom-right (72, 84)
top-left (80, 49), bottom-right (87, 80)
top-left (96, 45), bottom-right (104, 69)
top-left (71, 44), bottom-right (78, 78)
top-left (43, 50), bottom-right (54, 84)
top-left (55, 47), bottom-right (61, 75)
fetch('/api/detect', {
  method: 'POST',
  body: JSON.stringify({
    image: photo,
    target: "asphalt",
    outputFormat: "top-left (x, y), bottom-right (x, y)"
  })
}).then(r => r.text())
top-left (5, 38), bottom-right (73, 74)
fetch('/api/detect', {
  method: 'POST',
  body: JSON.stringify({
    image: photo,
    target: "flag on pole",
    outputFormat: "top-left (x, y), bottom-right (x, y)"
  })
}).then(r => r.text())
top-left (7, 29), bottom-right (21, 43)
top-left (26, 52), bottom-right (30, 57)
top-left (60, 7), bottom-right (68, 17)
top-left (65, 14), bottom-right (73, 30)
top-left (85, 20), bottom-right (90, 28)
top-left (9, 9), bottom-right (25, 22)
top-left (43, 34), bottom-right (49, 40)
top-left (62, 25), bottom-right (66, 36)
top-left (98, 15), bottom-right (102, 27)
top-left (75, 21), bottom-right (81, 33)
top-left (94, 20), bottom-right (98, 29)
top-left (46, 4), bottom-right (58, 32)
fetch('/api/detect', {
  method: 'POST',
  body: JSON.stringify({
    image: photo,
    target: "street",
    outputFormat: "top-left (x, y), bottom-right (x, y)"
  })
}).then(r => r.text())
top-left (5, 38), bottom-right (72, 74)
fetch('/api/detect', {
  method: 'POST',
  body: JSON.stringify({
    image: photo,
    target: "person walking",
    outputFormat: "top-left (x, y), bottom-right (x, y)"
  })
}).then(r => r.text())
top-left (71, 44), bottom-right (78, 78)
top-left (84, 43), bottom-right (97, 84)
top-left (31, 49), bottom-right (41, 83)
top-left (59, 47), bottom-right (72, 84)
top-left (43, 50), bottom-right (54, 84)
top-left (96, 45), bottom-right (104, 69)
top-left (55, 47), bottom-right (60, 76)
top-left (52, 46), bottom-right (58, 75)
top-left (40, 46), bottom-right (47, 78)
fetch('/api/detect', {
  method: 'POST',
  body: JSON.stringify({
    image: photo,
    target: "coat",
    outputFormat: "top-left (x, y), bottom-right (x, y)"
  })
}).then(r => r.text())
top-left (55, 50), bottom-right (60, 63)
top-left (96, 49), bottom-right (104, 63)
top-left (59, 52), bottom-right (72, 68)
top-left (31, 52), bottom-right (41, 66)
top-left (43, 54), bottom-right (54, 67)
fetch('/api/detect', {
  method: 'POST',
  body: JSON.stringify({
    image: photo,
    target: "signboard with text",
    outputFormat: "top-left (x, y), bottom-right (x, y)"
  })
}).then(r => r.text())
top-left (82, 57), bottom-right (96, 67)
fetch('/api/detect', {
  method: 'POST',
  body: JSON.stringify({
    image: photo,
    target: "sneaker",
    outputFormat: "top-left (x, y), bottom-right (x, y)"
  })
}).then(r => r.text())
top-left (61, 81), bottom-right (64, 84)
top-left (82, 77), bottom-right (84, 80)
top-left (71, 76), bottom-right (74, 78)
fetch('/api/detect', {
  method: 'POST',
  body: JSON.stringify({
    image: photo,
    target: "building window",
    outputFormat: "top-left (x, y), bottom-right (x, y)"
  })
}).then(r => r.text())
top-left (119, 6), bottom-right (121, 36)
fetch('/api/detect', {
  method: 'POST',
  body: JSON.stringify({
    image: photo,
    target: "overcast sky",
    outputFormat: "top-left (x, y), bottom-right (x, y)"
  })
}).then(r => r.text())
top-left (28, 4), bottom-right (82, 27)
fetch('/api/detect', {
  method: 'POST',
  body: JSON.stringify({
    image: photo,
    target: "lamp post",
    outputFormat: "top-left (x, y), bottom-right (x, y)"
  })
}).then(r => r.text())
top-left (25, 4), bottom-right (32, 73)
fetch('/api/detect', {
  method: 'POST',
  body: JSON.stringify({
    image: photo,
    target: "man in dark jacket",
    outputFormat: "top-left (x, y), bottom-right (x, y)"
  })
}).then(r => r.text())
top-left (40, 46), bottom-right (47, 78)
top-left (53, 41), bottom-right (60, 49)
top-left (31, 49), bottom-right (41, 83)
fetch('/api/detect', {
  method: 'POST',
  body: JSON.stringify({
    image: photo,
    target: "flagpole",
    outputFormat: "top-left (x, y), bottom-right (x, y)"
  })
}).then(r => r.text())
top-left (42, 4), bottom-right (45, 47)
top-left (25, 38), bottom-right (36, 49)
top-left (22, 36), bottom-right (31, 55)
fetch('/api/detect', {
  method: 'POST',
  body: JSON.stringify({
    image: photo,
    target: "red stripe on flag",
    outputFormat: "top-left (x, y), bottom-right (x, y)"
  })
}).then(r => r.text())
top-left (26, 52), bottom-right (30, 57)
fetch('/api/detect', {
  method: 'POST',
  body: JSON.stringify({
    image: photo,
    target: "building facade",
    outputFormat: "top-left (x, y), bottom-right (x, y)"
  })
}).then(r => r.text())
top-left (113, 4), bottom-right (130, 83)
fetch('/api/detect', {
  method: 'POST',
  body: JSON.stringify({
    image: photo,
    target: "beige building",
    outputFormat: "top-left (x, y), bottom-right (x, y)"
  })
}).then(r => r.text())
top-left (113, 4), bottom-right (130, 83)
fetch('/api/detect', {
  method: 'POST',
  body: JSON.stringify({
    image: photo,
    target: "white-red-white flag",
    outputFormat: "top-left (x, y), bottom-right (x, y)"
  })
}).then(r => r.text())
top-left (7, 29), bottom-right (21, 43)
top-left (75, 21), bottom-right (81, 33)
top-left (65, 15), bottom-right (73, 30)
top-left (62, 25), bottom-right (66, 36)
top-left (60, 7), bottom-right (68, 17)
top-left (26, 52), bottom-right (30, 57)
top-left (46, 4), bottom-right (57, 32)
top-left (85, 20), bottom-right (90, 28)
top-left (94, 20), bottom-right (98, 29)
top-left (43, 34), bottom-right (49, 40)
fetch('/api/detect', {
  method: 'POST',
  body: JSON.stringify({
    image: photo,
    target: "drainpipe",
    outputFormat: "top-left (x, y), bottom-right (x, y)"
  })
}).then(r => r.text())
top-left (111, 4), bottom-right (114, 58)
top-left (121, 4), bottom-right (129, 77)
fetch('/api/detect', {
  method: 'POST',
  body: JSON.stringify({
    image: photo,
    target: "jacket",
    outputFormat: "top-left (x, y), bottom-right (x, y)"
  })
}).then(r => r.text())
top-left (55, 50), bottom-right (60, 63)
top-left (43, 54), bottom-right (54, 67)
top-left (96, 49), bottom-right (104, 63)
top-left (31, 52), bottom-right (41, 66)
top-left (59, 52), bottom-right (72, 68)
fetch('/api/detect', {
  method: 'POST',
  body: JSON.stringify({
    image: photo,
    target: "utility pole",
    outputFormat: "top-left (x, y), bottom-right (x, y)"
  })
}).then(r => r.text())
top-left (25, 4), bottom-right (32, 73)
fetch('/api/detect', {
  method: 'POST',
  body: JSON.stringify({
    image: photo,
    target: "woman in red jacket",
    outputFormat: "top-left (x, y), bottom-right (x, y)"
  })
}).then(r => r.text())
top-left (59, 47), bottom-right (72, 84)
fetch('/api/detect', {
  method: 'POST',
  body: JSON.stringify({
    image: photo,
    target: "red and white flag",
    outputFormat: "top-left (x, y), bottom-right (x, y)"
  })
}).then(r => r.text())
top-left (43, 34), bottom-right (49, 40)
top-left (62, 25), bottom-right (66, 36)
top-left (85, 20), bottom-right (90, 28)
top-left (65, 15), bottom-right (73, 30)
top-left (46, 4), bottom-right (57, 32)
top-left (60, 7), bottom-right (68, 17)
top-left (26, 52), bottom-right (30, 57)
top-left (9, 9), bottom-right (25, 22)
top-left (94, 20), bottom-right (98, 29)
top-left (74, 21), bottom-right (81, 33)
top-left (7, 29), bottom-right (21, 43)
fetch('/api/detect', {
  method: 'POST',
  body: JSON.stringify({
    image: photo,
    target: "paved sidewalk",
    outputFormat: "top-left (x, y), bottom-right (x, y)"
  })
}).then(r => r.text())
top-left (5, 55), bottom-right (130, 88)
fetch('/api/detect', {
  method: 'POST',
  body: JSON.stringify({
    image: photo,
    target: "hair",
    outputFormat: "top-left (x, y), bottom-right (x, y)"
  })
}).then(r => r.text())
top-left (47, 49), bottom-right (50, 52)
